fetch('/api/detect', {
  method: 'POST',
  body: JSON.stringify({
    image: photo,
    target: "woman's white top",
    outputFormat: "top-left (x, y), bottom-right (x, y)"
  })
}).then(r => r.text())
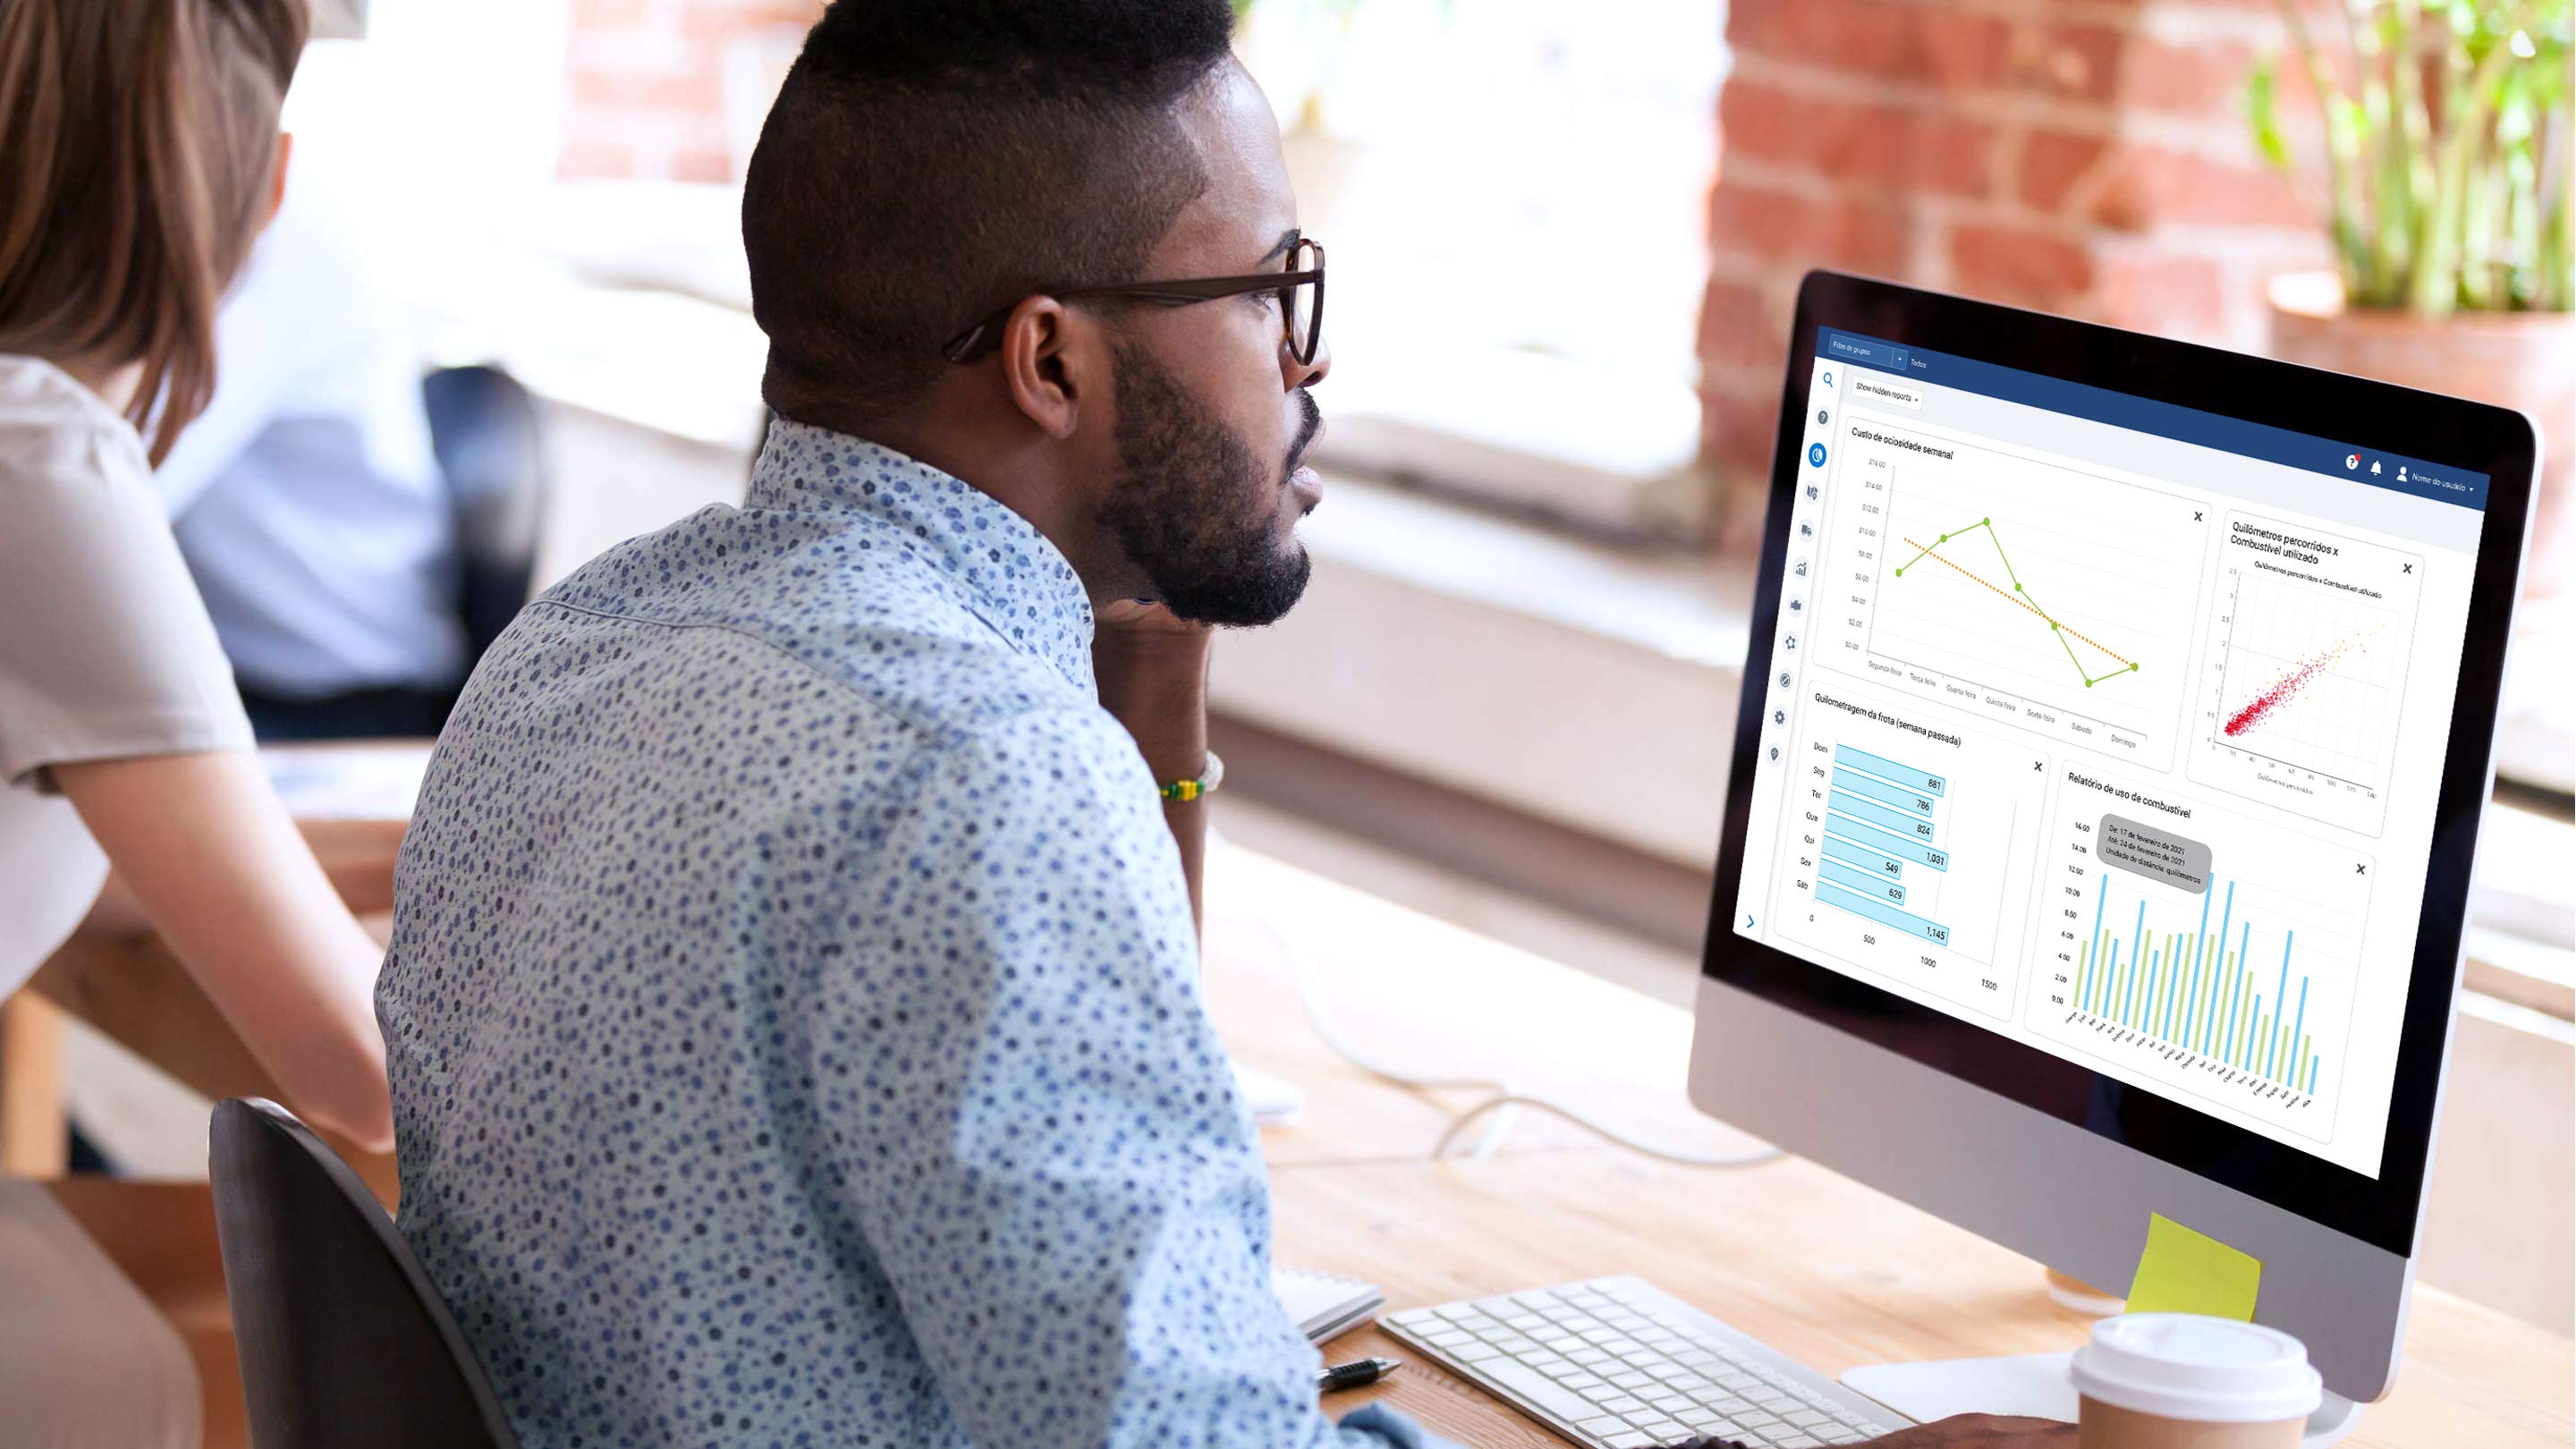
top-left (0, 354), bottom-right (252, 994)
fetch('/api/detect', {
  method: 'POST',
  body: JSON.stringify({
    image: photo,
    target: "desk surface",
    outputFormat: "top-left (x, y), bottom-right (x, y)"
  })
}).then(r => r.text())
top-left (1199, 848), bottom-right (2575, 1449)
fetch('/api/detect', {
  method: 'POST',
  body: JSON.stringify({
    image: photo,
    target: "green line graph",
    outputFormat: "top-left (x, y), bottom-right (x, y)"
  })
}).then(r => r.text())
top-left (1894, 517), bottom-right (2141, 689)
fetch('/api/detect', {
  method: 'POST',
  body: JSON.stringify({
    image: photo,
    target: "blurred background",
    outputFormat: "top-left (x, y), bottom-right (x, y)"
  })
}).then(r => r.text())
top-left (62, 0), bottom-right (2576, 1335)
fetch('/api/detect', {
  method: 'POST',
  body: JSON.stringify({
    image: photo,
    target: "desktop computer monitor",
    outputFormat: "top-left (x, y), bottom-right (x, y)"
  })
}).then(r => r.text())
top-left (1692, 272), bottom-right (2540, 1421)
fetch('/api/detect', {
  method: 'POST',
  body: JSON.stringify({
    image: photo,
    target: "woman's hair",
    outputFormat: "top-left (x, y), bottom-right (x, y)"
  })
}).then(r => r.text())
top-left (0, 0), bottom-right (307, 463)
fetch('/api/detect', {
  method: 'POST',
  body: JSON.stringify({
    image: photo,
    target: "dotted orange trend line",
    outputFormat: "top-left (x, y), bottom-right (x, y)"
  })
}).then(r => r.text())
top-left (1901, 536), bottom-right (2137, 669)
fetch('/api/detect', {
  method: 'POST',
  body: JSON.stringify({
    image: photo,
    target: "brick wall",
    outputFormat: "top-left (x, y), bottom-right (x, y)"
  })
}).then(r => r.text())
top-left (1698, 0), bottom-right (2335, 548)
top-left (559, 0), bottom-right (819, 182)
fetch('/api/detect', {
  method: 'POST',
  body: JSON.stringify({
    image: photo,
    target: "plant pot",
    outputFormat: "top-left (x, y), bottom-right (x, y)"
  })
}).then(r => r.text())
top-left (2267, 272), bottom-right (2574, 604)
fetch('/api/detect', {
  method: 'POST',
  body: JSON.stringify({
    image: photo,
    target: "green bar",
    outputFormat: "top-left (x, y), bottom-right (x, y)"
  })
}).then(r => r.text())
top-left (2164, 931), bottom-right (2182, 1039)
top-left (2231, 964), bottom-right (2249, 1062)
top-left (2298, 1035), bottom-right (2311, 1089)
top-left (2079, 937), bottom-right (2093, 1011)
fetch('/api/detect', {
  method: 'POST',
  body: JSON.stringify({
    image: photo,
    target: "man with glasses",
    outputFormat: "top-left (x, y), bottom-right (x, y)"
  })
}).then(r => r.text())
top-left (373, 4), bottom-right (1430, 1448)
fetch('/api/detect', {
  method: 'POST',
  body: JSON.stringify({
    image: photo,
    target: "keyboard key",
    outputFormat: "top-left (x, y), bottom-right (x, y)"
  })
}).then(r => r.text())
top-left (1573, 1416), bottom-right (1626, 1436)
top-left (1609, 1373), bottom-right (1656, 1389)
top-left (1423, 1332), bottom-right (1473, 1349)
top-left (1525, 1356), bottom-right (1572, 1375)
top-left (1603, 1434), bottom-right (1657, 1449)
top-left (1475, 1358), bottom-right (1603, 1424)
top-left (1576, 1382), bottom-right (1625, 1403)
top-left (1779, 1437), bottom-right (1821, 1448)
top-left (1452, 1345), bottom-right (1502, 1363)
top-left (1785, 1411), bottom-right (1830, 1428)
top-left (1648, 1394), bottom-right (1690, 1411)
top-left (1636, 1418), bottom-right (1686, 1439)
top-left (1560, 1374), bottom-right (1606, 1391)
top-left (1599, 1396), bottom-right (1648, 1415)
top-left (1569, 1349), bottom-right (1614, 1367)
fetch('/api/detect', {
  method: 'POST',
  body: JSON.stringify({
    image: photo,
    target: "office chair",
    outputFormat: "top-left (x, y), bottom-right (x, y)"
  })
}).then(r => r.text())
top-left (208, 1098), bottom-right (519, 1449)
top-left (422, 365), bottom-right (547, 670)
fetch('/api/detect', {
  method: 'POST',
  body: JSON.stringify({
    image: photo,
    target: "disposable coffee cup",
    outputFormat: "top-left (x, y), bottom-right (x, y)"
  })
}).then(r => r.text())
top-left (2068, 1313), bottom-right (2323, 1448)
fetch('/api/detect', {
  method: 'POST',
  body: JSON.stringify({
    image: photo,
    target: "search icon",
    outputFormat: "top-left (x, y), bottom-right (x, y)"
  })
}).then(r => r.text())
top-left (1822, 370), bottom-right (1834, 386)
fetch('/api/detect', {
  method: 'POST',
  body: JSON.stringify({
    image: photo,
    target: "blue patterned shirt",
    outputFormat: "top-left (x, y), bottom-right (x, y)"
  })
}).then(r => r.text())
top-left (379, 422), bottom-right (1443, 1449)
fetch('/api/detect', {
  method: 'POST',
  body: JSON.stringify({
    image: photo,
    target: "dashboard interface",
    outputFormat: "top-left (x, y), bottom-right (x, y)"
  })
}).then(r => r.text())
top-left (1732, 327), bottom-right (2493, 1179)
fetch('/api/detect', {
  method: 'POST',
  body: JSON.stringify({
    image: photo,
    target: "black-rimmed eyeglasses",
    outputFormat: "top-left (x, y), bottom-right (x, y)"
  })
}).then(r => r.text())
top-left (942, 236), bottom-right (1325, 366)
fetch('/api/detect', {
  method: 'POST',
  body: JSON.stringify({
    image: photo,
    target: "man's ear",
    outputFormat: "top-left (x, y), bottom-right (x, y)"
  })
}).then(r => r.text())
top-left (997, 295), bottom-right (1086, 441)
top-left (264, 131), bottom-right (293, 231)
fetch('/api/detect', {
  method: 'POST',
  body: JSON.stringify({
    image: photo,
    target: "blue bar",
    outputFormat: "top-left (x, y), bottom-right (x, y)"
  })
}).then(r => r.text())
top-left (1820, 857), bottom-right (1906, 905)
top-left (1832, 744), bottom-right (1945, 797)
top-left (1829, 789), bottom-right (1939, 841)
top-left (1817, 880), bottom-right (1951, 945)
top-left (1830, 766), bottom-right (1936, 817)
top-left (2186, 882), bottom-right (2214, 1050)
top-left (2309, 1056), bottom-right (2318, 1094)
top-left (1822, 814), bottom-right (1950, 871)
top-left (1821, 835), bottom-right (1905, 880)
top-left (2289, 975), bottom-right (2309, 1089)
top-left (2089, 880), bottom-right (2108, 1015)
top-left (2203, 881), bottom-right (2235, 1055)
top-left (1818, 328), bottom-right (2488, 510)
top-left (2271, 931), bottom-right (2293, 1080)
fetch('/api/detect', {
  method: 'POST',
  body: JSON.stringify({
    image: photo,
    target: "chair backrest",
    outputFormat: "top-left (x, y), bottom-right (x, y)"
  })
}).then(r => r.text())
top-left (421, 364), bottom-right (547, 668)
top-left (208, 1098), bottom-right (518, 1449)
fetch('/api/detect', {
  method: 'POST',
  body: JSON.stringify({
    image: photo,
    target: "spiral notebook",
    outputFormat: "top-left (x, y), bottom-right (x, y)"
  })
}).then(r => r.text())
top-left (1274, 1265), bottom-right (1385, 1344)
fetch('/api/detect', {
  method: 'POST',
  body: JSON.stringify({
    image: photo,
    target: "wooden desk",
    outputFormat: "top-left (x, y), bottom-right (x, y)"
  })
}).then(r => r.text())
top-left (1201, 850), bottom-right (2576, 1448)
top-left (1265, 1157), bottom-right (2572, 1449)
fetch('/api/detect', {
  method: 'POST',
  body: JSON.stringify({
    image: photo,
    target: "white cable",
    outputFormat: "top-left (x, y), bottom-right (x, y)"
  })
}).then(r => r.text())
top-left (1429, 1092), bottom-right (1783, 1169)
top-left (1290, 927), bottom-right (1522, 1156)
top-left (1284, 925), bottom-right (1783, 1169)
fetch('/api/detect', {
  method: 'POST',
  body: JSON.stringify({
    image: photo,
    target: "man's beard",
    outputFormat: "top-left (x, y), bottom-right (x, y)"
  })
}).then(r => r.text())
top-left (1098, 341), bottom-right (1317, 628)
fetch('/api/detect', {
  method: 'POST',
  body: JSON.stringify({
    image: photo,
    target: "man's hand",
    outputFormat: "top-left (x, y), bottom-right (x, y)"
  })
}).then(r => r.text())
top-left (1662, 1418), bottom-right (2075, 1449)
top-left (1862, 1416), bottom-right (2077, 1447)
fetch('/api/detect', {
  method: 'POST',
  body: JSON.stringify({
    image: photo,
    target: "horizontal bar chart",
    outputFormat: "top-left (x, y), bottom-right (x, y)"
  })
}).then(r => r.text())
top-left (1818, 744), bottom-right (1953, 946)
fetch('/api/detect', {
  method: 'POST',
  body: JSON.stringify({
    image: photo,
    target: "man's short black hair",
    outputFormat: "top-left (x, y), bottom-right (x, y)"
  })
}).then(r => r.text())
top-left (743, 0), bottom-right (1239, 428)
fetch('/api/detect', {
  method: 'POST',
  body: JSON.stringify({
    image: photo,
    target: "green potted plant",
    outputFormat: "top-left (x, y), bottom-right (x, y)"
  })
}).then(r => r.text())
top-left (2250, 1), bottom-right (2572, 597)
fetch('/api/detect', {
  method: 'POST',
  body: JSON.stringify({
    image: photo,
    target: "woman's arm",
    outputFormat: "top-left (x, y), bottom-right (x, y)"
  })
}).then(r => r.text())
top-left (52, 750), bottom-right (394, 1151)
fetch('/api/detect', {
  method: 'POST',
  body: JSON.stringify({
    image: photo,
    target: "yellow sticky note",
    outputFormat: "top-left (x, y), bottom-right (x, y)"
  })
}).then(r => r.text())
top-left (2126, 1213), bottom-right (2261, 1320)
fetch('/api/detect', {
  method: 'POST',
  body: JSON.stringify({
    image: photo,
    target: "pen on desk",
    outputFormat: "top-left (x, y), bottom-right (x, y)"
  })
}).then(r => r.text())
top-left (1315, 1357), bottom-right (1403, 1393)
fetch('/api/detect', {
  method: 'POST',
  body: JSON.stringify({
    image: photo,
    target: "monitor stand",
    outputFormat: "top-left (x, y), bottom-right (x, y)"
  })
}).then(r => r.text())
top-left (1842, 1354), bottom-right (2364, 1446)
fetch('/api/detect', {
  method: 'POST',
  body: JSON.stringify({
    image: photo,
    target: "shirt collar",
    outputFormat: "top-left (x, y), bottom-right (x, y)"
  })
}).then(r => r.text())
top-left (746, 419), bottom-right (1096, 688)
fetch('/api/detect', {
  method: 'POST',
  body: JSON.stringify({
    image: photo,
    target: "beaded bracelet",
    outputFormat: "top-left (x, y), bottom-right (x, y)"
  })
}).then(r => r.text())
top-left (1157, 750), bottom-right (1224, 802)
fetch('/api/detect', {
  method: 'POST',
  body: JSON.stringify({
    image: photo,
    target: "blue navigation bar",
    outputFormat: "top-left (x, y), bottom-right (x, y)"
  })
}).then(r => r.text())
top-left (1817, 326), bottom-right (2488, 510)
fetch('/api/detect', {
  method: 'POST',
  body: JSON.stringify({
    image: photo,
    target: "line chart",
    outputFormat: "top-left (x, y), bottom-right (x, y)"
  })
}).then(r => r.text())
top-left (1840, 449), bottom-right (2206, 766)
top-left (1894, 517), bottom-right (2142, 690)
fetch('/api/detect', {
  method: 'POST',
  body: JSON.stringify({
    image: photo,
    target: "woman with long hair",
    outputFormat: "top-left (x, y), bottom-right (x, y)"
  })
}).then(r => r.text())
top-left (2, 2), bottom-right (397, 1441)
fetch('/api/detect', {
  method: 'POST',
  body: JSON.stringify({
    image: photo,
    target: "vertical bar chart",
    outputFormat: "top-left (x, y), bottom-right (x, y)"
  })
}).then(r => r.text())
top-left (2072, 869), bottom-right (2327, 1096)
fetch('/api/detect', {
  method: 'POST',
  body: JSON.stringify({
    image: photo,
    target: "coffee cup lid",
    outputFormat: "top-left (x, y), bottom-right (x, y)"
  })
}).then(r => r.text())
top-left (2068, 1314), bottom-right (2324, 1424)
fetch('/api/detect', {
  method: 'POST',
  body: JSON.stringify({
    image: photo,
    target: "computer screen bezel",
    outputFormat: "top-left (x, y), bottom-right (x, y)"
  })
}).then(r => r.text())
top-left (1704, 270), bottom-right (2538, 1258)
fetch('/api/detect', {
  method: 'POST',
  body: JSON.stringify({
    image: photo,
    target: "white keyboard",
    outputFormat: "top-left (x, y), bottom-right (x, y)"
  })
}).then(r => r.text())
top-left (1378, 1275), bottom-right (1910, 1449)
